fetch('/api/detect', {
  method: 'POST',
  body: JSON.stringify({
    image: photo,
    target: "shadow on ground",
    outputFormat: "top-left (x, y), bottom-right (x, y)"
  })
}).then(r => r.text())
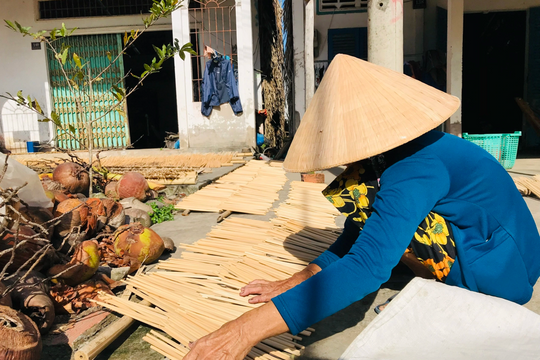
top-left (297, 264), bottom-right (415, 360)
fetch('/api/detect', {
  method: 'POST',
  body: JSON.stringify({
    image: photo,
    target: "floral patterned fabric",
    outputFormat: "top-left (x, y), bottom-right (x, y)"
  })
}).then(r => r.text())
top-left (323, 160), bottom-right (456, 282)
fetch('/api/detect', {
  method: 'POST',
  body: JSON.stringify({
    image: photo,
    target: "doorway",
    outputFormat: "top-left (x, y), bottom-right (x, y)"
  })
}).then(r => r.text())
top-left (123, 30), bottom-right (178, 149)
top-left (462, 11), bottom-right (526, 135)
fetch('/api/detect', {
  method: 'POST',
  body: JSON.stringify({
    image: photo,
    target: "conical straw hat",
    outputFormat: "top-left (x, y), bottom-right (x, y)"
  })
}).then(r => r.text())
top-left (283, 54), bottom-right (461, 173)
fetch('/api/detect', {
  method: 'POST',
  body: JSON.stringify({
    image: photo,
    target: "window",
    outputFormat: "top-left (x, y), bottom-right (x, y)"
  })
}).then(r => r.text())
top-left (318, 0), bottom-right (367, 15)
top-left (38, 0), bottom-right (154, 20)
top-left (189, 1), bottom-right (238, 102)
top-left (327, 27), bottom-right (367, 61)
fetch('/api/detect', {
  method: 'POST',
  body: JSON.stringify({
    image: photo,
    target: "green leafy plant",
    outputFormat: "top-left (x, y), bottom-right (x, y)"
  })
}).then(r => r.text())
top-left (150, 203), bottom-right (176, 224)
top-left (1, 0), bottom-right (196, 196)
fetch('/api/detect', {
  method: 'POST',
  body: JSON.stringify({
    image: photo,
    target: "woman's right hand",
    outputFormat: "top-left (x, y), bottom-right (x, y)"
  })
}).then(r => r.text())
top-left (239, 264), bottom-right (322, 304)
top-left (239, 279), bottom-right (293, 304)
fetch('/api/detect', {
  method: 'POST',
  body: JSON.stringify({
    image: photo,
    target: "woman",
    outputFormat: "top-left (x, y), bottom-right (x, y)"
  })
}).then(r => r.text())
top-left (184, 55), bottom-right (540, 359)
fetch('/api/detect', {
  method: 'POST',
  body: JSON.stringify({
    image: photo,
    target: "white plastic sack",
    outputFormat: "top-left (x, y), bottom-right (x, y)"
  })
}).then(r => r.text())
top-left (0, 154), bottom-right (52, 209)
top-left (340, 278), bottom-right (540, 360)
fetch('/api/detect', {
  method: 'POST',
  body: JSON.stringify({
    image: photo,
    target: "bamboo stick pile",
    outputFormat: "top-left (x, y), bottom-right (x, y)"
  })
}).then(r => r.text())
top-left (176, 161), bottom-right (287, 215)
top-left (514, 175), bottom-right (540, 198)
top-left (97, 181), bottom-right (342, 360)
top-left (100, 153), bottom-right (239, 169)
top-left (273, 181), bottom-right (340, 229)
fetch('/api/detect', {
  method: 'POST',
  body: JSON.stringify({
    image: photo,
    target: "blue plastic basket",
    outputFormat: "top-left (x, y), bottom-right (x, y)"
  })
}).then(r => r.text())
top-left (462, 131), bottom-right (521, 169)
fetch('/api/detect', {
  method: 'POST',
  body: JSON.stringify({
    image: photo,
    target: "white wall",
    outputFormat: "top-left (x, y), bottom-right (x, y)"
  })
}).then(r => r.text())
top-left (314, 12), bottom-right (368, 61)
top-left (314, 5), bottom-right (424, 62)
top-left (403, 1), bottom-right (425, 62)
top-left (437, 0), bottom-right (540, 12)
top-left (0, 0), bottom-right (171, 152)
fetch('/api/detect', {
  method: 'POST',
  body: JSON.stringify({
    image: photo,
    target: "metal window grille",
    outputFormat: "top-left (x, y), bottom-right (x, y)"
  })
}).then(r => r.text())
top-left (38, 0), bottom-right (154, 20)
top-left (319, 0), bottom-right (367, 13)
top-left (189, 0), bottom-right (237, 102)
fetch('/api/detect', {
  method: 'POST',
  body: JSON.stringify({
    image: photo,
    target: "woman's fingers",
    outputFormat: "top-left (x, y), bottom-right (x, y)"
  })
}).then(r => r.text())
top-left (248, 294), bottom-right (270, 304)
top-left (240, 281), bottom-right (271, 296)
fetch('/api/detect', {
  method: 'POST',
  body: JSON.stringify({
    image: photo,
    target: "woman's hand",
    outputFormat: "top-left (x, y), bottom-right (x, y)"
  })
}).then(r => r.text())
top-left (239, 264), bottom-right (322, 304)
top-left (184, 302), bottom-right (289, 360)
top-left (183, 320), bottom-right (253, 360)
top-left (240, 279), bottom-right (294, 304)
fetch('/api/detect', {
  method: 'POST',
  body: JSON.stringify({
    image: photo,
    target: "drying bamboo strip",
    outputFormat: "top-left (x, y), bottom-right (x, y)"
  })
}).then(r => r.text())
top-left (514, 176), bottom-right (540, 198)
top-left (99, 180), bottom-right (342, 359)
top-left (176, 161), bottom-right (287, 215)
top-left (100, 153), bottom-right (237, 169)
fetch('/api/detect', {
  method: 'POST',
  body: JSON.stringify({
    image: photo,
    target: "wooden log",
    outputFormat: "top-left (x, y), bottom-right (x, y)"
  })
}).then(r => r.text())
top-left (74, 299), bottom-right (152, 360)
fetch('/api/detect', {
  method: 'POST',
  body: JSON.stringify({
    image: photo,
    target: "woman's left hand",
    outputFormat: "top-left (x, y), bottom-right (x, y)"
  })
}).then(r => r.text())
top-left (183, 320), bottom-right (253, 360)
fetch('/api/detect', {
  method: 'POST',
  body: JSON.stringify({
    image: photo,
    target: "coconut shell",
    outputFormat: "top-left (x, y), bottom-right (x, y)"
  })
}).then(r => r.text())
top-left (52, 162), bottom-right (90, 195)
top-left (162, 237), bottom-right (176, 253)
top-left (113, 223), bottom-right (164, 267)
top-left (54, 199), bottom-right (89, 238)
top-left (116, 172), bottom-right (149, 201)
top-left (124, 208), bottom-right (151, 228)
top-left (0, 305), bottom-right (42, 360)
top-left (105, 181), bottom-right (119, 199)
top-left (48, 240), bottom-right (100, 287)
top-left (51, 190), bottom-right (70, 205)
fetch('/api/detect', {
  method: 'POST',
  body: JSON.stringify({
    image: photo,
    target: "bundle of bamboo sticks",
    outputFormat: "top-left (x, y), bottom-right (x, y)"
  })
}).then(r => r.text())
top-left (514, 175), bottom-right (540, 198)
top-left (100, 153), bottom-right (239, 169)
top-left (272, 181), bottom-right (340, 229)
top-left (97, 181), bottom-right (342, 360)
top-left (176, 161), bottom-right (287, 215)
top-left (104, 167), bottom-right (198, 184)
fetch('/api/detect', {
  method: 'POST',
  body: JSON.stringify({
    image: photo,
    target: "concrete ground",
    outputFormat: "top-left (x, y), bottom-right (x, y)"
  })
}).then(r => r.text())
top-left (57, 157), bottom-right (540, 360)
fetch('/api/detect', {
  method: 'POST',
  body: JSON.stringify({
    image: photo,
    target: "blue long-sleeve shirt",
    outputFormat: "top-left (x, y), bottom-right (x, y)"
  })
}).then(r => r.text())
top-left (273, 131), bottom-right (540, 335)
top-left (201, 58), bottom-right (243, 117)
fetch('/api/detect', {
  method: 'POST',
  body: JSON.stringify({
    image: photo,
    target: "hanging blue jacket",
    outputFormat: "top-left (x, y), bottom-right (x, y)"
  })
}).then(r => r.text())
top-left (273, 131), bottom-right (540, 335)
top-left (201, 58), bottom-right (243, 117)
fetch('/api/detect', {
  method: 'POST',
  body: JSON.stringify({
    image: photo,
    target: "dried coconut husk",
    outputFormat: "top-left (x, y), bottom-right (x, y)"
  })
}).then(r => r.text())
top-left (7, 271), bottom-right (55, 335)
top-left (48, 240), bottom-right (100, 287)
top-left (0, 305), bottom-right (42, 360)
top-left (101, 199), bottom-right (125, 230)
top-left (116, 172), bottom-right (149, 201)
top-left (50, 277), bottom-right (114, 314)
top-left (98, 237), bottom-right (139, 272)
top-left (86, 198), bottom-right (107, 233)
top-left (53, 162), bottom-right (90, 195)
top-left (112, 223), bottom-right (164, 271)
top-left (18, 207), bottom-right (55, 240)
top-left (54, 199), bottom-right (89, 239)
top-left (0, 226), bottom-right (53, 273)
